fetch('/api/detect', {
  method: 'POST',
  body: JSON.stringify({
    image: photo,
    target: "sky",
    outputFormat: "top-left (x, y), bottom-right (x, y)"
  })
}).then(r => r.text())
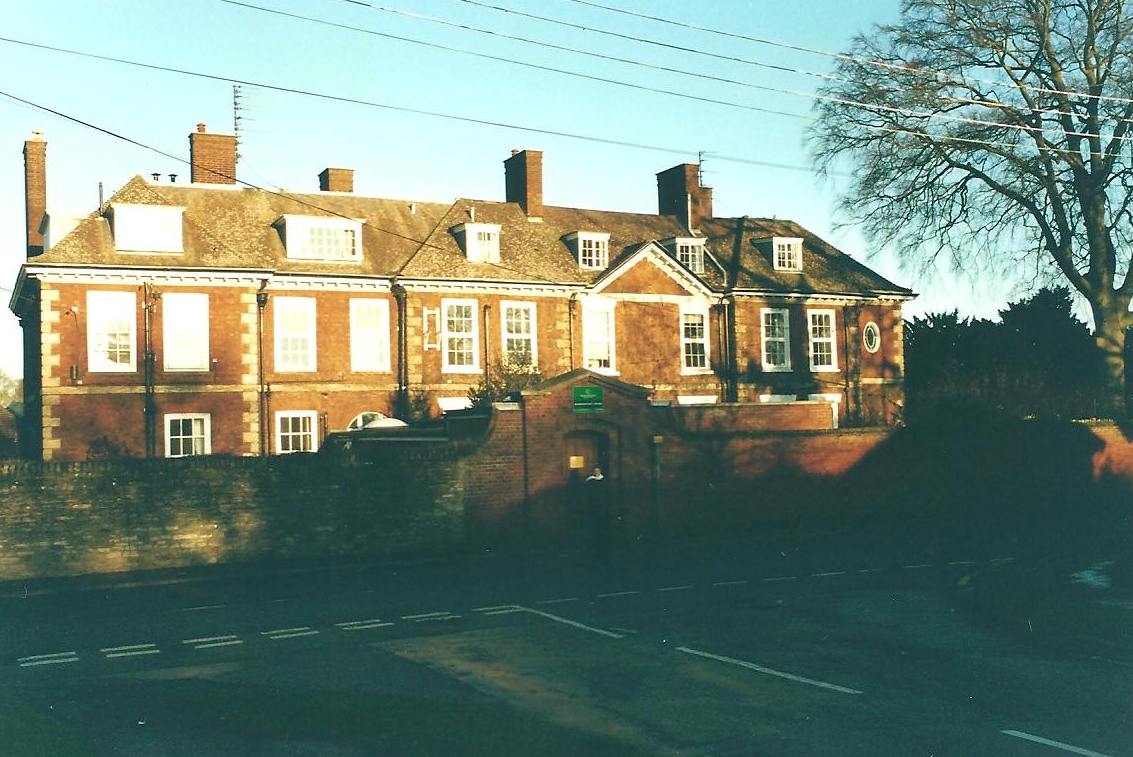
top-left (0, 0), bottom-right (1021, 380)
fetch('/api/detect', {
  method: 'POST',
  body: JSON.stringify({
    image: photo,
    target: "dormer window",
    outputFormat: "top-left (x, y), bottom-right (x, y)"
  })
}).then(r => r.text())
top-left (452, 222), bottom-right (502, 264)
top-left (773, 237), bottom-right (803, 271)
top-left (564, 231), bottom-right (610, 269)
top-left (664, 237), bottom-right (706, 273)
top-left (279, 215), bottom-right (363, 262)
top-left (111, 204), bottom-right (185, 254)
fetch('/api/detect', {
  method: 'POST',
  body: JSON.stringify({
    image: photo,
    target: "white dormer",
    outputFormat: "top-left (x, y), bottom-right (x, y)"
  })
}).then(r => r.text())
top-left (663, 237), bottom-right (706, 274)
top-left (773, 236), bottom-right (804, 271)
top-left (452, 222), bottom-right (502, 263)
top-left (563, 231), bottom-right (610, 269)
top-left (111, 204), bottom-right (185, 253)
top-left (278, 215), bottom-right (363, 262)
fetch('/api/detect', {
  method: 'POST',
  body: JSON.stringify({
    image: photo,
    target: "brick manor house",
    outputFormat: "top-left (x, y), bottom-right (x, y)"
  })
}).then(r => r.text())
top-left (9, 124), bottom-right (913, 461)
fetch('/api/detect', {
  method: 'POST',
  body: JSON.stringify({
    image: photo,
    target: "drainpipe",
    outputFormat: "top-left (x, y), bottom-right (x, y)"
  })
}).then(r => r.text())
top-left (482, 303), bottom-right (492, 384)
top-left (392, 282), bottom-right (408, 417)
top-left (142, 282), bottom-right (160, 458)
top-left (256, 283), bottom-right (269, 455)
top-left (568, 293), bottom-right (577, 370)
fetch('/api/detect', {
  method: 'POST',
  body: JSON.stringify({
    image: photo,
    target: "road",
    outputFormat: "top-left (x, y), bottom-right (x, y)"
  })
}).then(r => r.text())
top-left (1, 536), bottom-right (1130, 755)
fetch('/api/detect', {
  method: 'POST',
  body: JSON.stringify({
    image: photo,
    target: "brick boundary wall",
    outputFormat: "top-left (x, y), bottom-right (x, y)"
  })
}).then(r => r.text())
top-left (2, 413), bottom-right (1131, 582)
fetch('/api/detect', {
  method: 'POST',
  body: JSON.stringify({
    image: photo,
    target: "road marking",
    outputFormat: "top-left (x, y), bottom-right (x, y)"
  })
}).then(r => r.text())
top-left (1001, 730), bottom-right (1114, 757)
top-left (176, 604), bottom-right (226, 612)
top-left (947, 560), bottom-right (976, 566)
top-left (401, 611), bottom-right (461, 623)
top-left (656, 585), bottom-right (693, 593)
top-left (812, 571), bottom-right (848, 578)
top-left (991, 557), bottom-right (1015, 564)
top-left (517, 606), bottom-right (625, 639)
top-left (677, 646), bottom-right (863, 695)
top-left (101, 643), bottom-right (160, 659)
top-left (262, 627), bottom-right (320, 640)
top-left (712, 580), bottom-right (748, 587)
top-left (597, 590), bottom-right (640, 598)
top-left (902, 564), bottom-right (933, 570)
top-left (535, 597), bottom-right (580, 605)
top-left (856, 568), bottom-right (883, 574)
top-left (762, 576), bottom-right (797, 582)
top-left (473, 605), bottom-right (527, 616)
top-left (183, 635), bottom-right (243, 649)
top-left (336, 619), bottom-right (394, 631)
top-left (18, 651), bottom-right (78, 667)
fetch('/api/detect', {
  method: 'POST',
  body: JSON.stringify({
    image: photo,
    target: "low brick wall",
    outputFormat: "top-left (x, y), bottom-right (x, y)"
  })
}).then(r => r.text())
top-left (0, 449), bottom-right (466, 581)
top-left (3, 403), bottom-right (1131, 582)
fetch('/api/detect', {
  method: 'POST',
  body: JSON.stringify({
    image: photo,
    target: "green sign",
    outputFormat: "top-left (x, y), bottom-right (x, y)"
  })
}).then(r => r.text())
top-left (572, 385), bottom-right (604, 414)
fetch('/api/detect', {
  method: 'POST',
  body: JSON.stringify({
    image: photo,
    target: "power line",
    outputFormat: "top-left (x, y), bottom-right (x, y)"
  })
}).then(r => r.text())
top-left (318, 0), bottom-right (1133, 148)
top-left (558, 0), bottom-right (1133, 110)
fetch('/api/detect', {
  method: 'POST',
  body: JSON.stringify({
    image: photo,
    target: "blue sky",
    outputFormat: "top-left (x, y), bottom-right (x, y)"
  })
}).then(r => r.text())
top-left (0, 0), bottom-right (1019, 379)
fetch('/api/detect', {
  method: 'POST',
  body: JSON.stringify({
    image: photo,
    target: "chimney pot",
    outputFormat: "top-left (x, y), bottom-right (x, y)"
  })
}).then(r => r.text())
top-left (169, 173), bottom-right (178, 183)
top-left (151, 173), bottom-right (161, 181)
top-left (197, 122), bottom-right (207, 133)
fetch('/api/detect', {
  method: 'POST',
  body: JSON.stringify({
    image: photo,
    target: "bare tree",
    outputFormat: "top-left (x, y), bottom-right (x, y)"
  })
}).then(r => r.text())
top-left (810, 0), bottom-right (1133, 415)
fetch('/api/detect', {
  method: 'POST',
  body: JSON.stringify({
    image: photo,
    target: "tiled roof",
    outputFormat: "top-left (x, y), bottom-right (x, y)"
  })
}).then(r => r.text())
top-left (31, 178), bottom-right (912, 299)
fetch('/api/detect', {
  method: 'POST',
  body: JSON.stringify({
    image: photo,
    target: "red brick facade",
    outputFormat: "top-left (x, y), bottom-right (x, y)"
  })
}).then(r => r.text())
top-left (11, 125), bottom-right (913, 460)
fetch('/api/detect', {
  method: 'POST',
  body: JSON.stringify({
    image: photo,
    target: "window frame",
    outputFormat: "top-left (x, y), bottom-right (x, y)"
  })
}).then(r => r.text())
top-left (87, 290), bottom-right (137, 373)
top-left (349, 298), bottom-right (391, 373)
top-left (680, 306), bottom-right (711, 374)
top-left (808, 308), bottom-right (839, 372)
top-left (760, 307), bottom-right (792, 372)
top-left (676, 240), bottom-right (706, 274)
top-left (162, 292), bottom-right (210, 372)
top-left (862, 321), bottom-right (882, 354)
top-left (164, 413), bottom-right (211, 457)
top-left (452, 223), bottom-right (502, 264)
top-left (582, 298), bottom-right (616, 374)
top-left (441, 298), bottom-right (480, 374)
top-left (565, 232), bottom-right (611, 270)
top-left (773, 237), bottom-right (803, 272)
top-left (275, 410), bottom-right (318, 454)
top-left (274, 296), bottom-right (317, 373)
top-left (280, 215), bottom-right (363, 262)
top-left (500, 300), bottom-right (537, 370)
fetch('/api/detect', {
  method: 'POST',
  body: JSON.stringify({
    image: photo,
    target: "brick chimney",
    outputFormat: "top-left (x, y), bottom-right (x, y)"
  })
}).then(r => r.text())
top-left (504, 149), bottom-right (543, 218)
top-left (318, 167), bottom-right (354, 193)
top-left (657, 163), bottom-right (713, 231)
top-left (24, 131), bottom-right (46, 257)
top-left (189, 123), bottom-right (237, 184)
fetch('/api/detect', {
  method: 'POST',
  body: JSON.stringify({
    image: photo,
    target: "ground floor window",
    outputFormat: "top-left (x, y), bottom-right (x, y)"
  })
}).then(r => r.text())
top-left (165, 413), bottom-right (211, 457)
top-left (276, 411), bottom-right (318, 453)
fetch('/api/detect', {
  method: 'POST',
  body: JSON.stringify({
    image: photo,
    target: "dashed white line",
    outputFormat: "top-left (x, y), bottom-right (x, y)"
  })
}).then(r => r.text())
top-left (401, 611), bottom-right (461, 623)
top-left (762, 576), bottom-right (797, 582)
top-left (335, 619), bottom-right (394, 631)
top-left (712, 580), bottom-right (749, 587)
top-left (176, 604), bottom-right (226, 613)
top-left (656, 585), bottom-right (693, 593)
top-left (535, 597), bottom-right (581, 605)
top-left (948, 560), bottom-right (977, 566)
top-left (262, 627), bottom-right (320, 640)
top-left (18, 651), bottom-right (78, 667)
top-left (812, 571), bottom-right (848, 578)
top-left (597, 590), bottom-right (640, 598)
top-left (1001, 730), bottom-right (1114, 757)
top-left (473, 605), bottom-right (526, 616)
top-left (902, 564), bottom-right (933, 570)
top-left (183, 634), bottom-right (243, 649)
top-left (856, 568), bottom-right (884, 574)
top-left (517, 606), bottom-right (625, 638)
top-left (101, 643), bottom-right (160, 659)
top-left (677, 646), bottom-right (862, 695)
